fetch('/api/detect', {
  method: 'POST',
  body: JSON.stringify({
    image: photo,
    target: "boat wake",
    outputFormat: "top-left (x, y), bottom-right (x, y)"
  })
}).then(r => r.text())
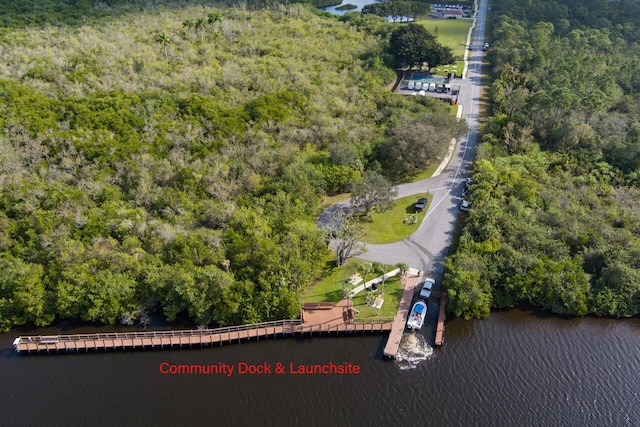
top-left (395, 331), bottom-right (433, 370)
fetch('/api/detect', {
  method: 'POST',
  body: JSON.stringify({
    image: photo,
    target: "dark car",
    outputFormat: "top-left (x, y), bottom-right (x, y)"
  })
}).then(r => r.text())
top-left (415, 197), bottom-right (428, 212)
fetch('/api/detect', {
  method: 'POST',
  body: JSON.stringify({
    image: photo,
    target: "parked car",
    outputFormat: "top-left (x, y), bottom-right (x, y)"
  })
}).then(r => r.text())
top-left (419, 278), bottom-right (435, 300)
top-left (465, 177), bottom-right (473, 188)
top-left (415, 197), bottom-right (428, 212)
top-left (459, 200), bottom-right (470, 212)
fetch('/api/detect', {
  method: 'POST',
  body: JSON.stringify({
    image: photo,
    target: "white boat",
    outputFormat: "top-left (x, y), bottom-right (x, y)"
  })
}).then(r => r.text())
top-left (406, 301), bottom-right (427, 330)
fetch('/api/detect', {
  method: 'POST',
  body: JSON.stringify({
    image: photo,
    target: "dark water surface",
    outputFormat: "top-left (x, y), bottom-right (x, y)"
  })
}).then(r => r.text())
top-left (1, 309), bottom-right (639, 426)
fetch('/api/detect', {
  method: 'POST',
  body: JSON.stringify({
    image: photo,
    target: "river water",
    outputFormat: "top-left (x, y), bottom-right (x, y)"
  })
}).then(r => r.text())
top-left (320, 0), bottom-right (412, 20)
top-left (320, 0), bottom-right (373, 15)
top-left (0, 308), bottom-right (638, 426)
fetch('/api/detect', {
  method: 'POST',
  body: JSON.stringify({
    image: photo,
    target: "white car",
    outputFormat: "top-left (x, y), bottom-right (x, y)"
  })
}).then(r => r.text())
top-left (460, 200), bottom-right (470, 212)
top-left (419, 278), bottom-right (435, 300)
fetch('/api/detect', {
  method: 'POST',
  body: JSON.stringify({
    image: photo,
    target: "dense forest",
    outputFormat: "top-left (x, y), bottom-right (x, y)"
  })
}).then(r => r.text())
top-left (0, 0), bottom-right (462, 331)
top-left (445, 0), bottom-right (640, 318)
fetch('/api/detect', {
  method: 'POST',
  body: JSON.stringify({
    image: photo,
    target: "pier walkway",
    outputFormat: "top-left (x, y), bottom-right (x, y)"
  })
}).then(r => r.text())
top-left (435, 293), bottom-right (447, 346)
top-left (13, 272), bottom-right (433, 357)
top-left (13, 299), bottom-right (392, 355)
top-left (383, 274), bottom-right (420, 358)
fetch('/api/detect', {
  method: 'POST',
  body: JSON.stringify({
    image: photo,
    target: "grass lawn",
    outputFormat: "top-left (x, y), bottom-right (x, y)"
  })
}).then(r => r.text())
top-left (302, 259), bottom-right (354, 304)
top-left (416, 18), bottom-right (473, 57)
top-left (408, 162), bottom-right (440, 182)
top-left (431, 59), bottom-right (465, 78)
top-left (351, 276), bottom-right (403, 321)
top-left (301, 259), bottom-right (404, 321)
top-left (359, 193), bottom-right (431, 244)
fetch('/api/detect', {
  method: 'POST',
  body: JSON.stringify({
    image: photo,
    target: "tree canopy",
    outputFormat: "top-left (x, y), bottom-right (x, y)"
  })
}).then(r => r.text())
top-left (445, 0), bottom-right (640, 319)
top-left (362, 1), bottom-right (432, 22)
top-left (350, 171), bottom-right (399, 217)
top-left (0, 1), bottom-right (461, 331)
top-left (389, 23), bottom-right (454, 68)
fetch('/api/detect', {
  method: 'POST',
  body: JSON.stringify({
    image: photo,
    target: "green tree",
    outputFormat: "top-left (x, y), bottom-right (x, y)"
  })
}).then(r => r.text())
top-left (444, 250), bottom-right (492, 320)
top-left (182, 19), bottom-right (194, 37)
top-left (195, 18), bottom-right (206, 40)
top-left (361, 262), bottom-right (373, 293)
top-left (155, 32), bottom-right (171, 65)
top-left (396, 262), bottom-right (409, 276)
top-left (350, 171), bottom-right (398, 217)
top-left (389, 23), bottom-right (452, 68)
top-left (373, 261), bottom-right (387, 293)
top-left (325, 210), bottom-right (365, 267)
top-left (0, 256), bottom-right (52, 331)
top-left (207, 11), bottom-right (222, 27)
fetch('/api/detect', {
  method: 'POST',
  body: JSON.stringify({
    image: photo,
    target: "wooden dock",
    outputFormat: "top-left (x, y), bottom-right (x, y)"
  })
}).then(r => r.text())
top-left (434, 293), bottom-right (446, 346)
top-left (382, 274), bottom-right (420, 358)
top-left (13, 299), bottom-right (392, 355)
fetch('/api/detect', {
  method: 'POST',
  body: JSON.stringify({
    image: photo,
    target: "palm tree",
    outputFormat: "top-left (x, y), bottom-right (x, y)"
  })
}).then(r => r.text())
top-left (207, 11), bottom-right (222, 41)
top-left (360, 262), bottom-right (373, 294)
top-left (182, 19), bottom-right (194, 37)
top-left (207, 11), bottom-right (222, 27)
top-left (372, 261), bottom-right (386, 294)
top-left (195, 18), bottom-right (206, 40)
top-left (396, 262), bottom-right (409, 276)
top-left (155, 32), bottom-right (171, 65)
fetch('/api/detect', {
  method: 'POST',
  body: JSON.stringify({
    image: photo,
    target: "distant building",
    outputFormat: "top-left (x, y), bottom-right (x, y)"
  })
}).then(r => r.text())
top-left (441, 9), bottom-right (466, 18)
top-left (431, 3), bottom-right (471, 18)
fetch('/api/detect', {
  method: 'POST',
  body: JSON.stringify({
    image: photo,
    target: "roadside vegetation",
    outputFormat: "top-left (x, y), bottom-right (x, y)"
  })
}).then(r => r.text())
top-left (445, 0), bottom-right (640, 319)
top-left (0, 0), bottom-right (464, 331)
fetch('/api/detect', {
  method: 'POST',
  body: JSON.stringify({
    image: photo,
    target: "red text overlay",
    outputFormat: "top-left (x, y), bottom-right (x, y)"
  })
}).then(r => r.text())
top-left (159, 361), bottom-right (361, 376)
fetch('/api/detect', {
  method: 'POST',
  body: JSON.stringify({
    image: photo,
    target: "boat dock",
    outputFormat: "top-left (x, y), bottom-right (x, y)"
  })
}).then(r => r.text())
top-left (435, 293), bottom-right (446, 346)
top-left (383, 274), bottom-right (420, 358)
top-left (12, 272), bottom-right (442, 356)
top-left (13, 299), bottom-right (392, 355)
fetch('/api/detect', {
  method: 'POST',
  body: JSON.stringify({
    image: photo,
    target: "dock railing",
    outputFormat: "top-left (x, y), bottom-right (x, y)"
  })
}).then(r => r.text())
top-left (14, 319), bottom-right (303, 348)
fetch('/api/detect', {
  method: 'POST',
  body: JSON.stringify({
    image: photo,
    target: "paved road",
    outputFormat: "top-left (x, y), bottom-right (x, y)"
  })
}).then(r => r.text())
top-left (320, 0), bottom-right (488, 277)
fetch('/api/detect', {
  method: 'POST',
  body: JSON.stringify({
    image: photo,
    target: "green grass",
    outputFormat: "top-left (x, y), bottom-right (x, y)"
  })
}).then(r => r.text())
top-left (359, 193), bottom-right (432, 244)
top-left (406, 162), bottom-right (440, 182)
top-left (416, 18), bottom-right (473, 58)
top-left (302, 258), bottom-right (354, 304)
top-left (301, 259), bottom-right (404, 320)
top-left (351, 276), bottom-right (403, 320)
top-left (431, 59), bottom-right (465, 77)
